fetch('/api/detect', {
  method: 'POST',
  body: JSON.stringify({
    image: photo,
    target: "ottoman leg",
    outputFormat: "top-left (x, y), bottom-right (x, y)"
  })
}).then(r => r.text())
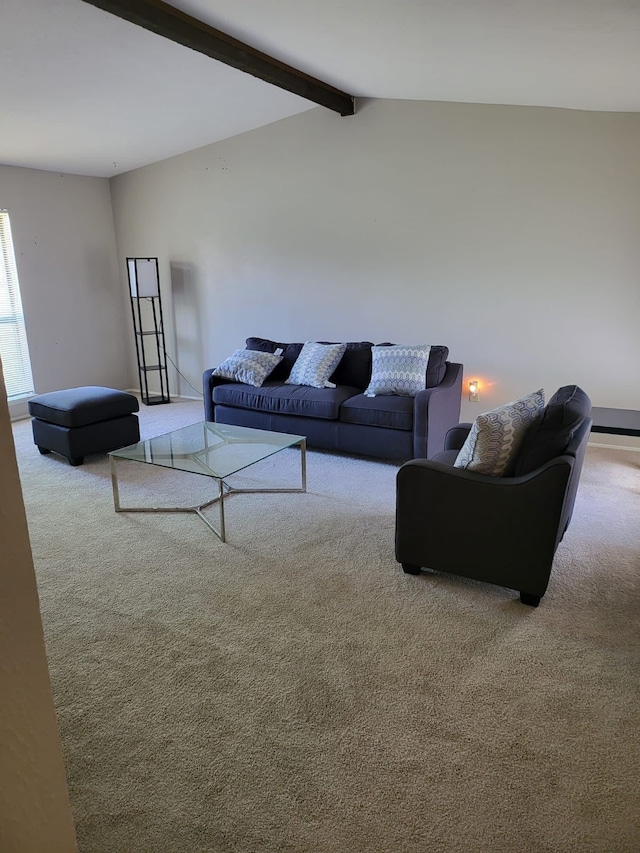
top-left (37, 446), bottom-right (52, 455)
top-left (68, 456), bottom-right (84, 467)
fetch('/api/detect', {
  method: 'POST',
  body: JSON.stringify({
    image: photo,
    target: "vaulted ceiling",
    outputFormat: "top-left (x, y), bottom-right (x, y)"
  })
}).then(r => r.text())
top-left (2, 0), bottom-right (640, 178)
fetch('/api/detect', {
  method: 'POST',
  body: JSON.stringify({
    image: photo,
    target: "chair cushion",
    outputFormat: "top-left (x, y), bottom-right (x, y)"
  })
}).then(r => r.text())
top-left (28, 386), bottom-right (139, 428)
top-left (339, 393), bottom-right (414, 431)
top-left (454, 389), bottom-right (545, 476)
top-left (513, 385), bottom-right (592, 475)
top-left (212, 381), bottom-right (358, 420)
top-left (431, 449), bottom-right (459, 466)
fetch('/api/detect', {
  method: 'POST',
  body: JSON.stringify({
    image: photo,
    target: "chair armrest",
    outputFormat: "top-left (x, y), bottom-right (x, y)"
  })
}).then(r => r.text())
top-left (397, 456), bottom-right (573, 530)
top-left (444, 423), bottom-right (473, 451)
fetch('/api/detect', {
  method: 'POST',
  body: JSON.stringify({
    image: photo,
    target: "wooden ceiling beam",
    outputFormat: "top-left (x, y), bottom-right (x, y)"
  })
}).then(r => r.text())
top-left (80, 0), bottom-right (355, 116)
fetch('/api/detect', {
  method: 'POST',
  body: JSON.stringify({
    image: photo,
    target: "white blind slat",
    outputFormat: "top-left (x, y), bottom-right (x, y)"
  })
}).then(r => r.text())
top-left (0, 210), bottom-right (34, 401)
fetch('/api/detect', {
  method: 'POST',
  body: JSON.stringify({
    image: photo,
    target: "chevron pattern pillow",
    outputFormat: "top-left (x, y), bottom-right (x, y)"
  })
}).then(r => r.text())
top-left (212, 349), bottom-right (282, 387)
top-left (454, 389), bottom-right (545, 476)
top-left (364, 344), bottom-right (431, 397)
top-left (285, 342), bottom-right (347, 389)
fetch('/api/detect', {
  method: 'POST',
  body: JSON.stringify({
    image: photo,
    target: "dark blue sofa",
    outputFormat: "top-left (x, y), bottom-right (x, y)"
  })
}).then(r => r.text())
top-left (203, 338), bottom-right (463, 461)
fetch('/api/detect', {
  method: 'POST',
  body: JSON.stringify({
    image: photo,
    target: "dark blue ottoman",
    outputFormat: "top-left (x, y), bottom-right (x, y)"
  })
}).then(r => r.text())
top-left (29, 386), bottom-right (140, 466)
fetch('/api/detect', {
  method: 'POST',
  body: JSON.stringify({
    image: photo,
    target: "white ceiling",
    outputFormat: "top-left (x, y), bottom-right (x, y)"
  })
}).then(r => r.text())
top-left (2, 0), bottom-right (640, 178)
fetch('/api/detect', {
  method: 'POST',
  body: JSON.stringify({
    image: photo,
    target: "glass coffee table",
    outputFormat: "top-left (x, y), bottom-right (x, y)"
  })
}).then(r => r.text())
top-left (109, 421), bottom-right (306, 542)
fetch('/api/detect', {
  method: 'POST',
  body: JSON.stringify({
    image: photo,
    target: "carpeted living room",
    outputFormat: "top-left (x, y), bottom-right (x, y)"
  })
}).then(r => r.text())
top-left (2, 2), bottom-right (640, 853)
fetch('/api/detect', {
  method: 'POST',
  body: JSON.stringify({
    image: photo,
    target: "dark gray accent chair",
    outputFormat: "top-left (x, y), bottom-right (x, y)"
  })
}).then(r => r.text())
top-left (395, 386), bottom-right (593, 606)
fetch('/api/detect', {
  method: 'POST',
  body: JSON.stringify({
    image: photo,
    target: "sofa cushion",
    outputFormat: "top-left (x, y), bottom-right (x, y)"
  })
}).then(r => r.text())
top-left (213, 381), bottom-right (358, 420)
top-left (285, 341), bottom-right (347, 389)
top-left (320, 341), bottom-right (374, 389)
top-left (378, 343), bottom-right (449, 388)
top-left (425, 345), bottom-right (449, 387)
top-left (513, 385), bottom-right (592, 476)
top-left (212, 348), bottom-right (282, 387)
top-left (364, 344), bottom-right (431, 398)
top-left (245, 338), bottom-right (304, 381)
top-left (247, 338), bottom-right (451, 389)
top-left (454, 389), bottom-right (545, 476)
top-left (339, 393), bottom-right (414, 431)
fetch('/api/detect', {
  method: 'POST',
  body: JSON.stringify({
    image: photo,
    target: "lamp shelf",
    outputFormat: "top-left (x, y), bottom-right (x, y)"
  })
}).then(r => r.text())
top-left (143, 395), bottom-right (170, 406)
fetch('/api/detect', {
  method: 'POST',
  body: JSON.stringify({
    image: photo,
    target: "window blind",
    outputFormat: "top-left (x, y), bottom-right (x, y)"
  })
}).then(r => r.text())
top-left (0, 210), bottom-right (34, 401)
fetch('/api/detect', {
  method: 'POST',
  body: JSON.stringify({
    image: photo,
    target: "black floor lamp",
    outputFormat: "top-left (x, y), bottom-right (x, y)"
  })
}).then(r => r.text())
top-left (126, 257), bottom-right (170, 405)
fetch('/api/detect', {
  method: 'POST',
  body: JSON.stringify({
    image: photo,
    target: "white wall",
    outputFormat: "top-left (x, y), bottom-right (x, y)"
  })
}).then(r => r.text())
top-left (0, 165), bottom-right (130, 411)
top-left (109, 99), bottom-right (640, 418)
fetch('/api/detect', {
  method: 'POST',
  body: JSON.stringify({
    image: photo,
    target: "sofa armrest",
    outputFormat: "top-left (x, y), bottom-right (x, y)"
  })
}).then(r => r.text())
top-left (444, 423), bottom-right (473, 452)
top-left (412, 362), bottom-right (463, 459)
top-left (202, 368), bottom-right (232, 421)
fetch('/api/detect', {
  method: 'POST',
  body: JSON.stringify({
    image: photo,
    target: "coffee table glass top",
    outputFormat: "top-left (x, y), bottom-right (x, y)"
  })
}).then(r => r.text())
top-left (110, 421), bottom-right (306, 480)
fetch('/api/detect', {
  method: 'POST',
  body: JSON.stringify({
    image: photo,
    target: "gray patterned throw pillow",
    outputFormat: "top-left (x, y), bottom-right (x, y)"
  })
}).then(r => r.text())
top-left (454, 389), bottom-right (545, 476)
top-left (364, 344), bottom-right (431, 397)
top-left (285, 342), bottom-right (347, 389)
top-left (212, 349), bottom-right (282, 387)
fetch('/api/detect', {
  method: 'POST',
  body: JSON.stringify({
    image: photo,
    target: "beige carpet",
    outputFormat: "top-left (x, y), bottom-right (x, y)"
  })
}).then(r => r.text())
top-left (12, 401), bottom-right (640, 853)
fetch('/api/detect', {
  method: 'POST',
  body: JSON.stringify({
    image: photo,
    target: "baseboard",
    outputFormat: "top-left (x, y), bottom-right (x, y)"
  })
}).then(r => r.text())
top-left (588, 437), bottom-right (640, 452)
top-left (126, 388), bottom-right (202, 403)
top-left (9, 396), bottom-right (33, 422)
